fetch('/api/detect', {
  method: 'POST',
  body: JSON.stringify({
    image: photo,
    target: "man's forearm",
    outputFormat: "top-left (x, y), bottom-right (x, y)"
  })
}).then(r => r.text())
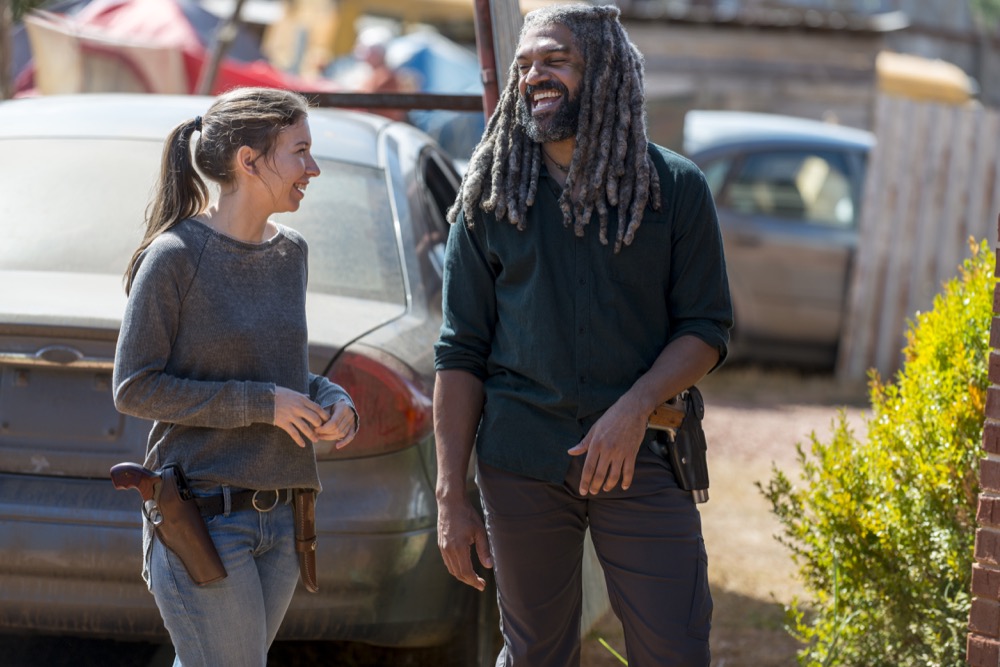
top-left (625, 336), bottom-right (719, 419)
top-left (433, 369), bottom-right (485, 502)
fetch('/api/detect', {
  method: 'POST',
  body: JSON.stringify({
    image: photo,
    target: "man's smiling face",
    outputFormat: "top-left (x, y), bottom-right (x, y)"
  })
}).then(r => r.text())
top-left (515, 23), bottom-right (584, 144)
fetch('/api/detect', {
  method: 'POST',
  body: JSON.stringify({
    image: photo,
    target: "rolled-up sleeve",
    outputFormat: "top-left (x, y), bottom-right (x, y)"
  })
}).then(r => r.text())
top-left (666, 167), bottom-right (733, 365)
top-left (434, 212), bottom-right (497, 379)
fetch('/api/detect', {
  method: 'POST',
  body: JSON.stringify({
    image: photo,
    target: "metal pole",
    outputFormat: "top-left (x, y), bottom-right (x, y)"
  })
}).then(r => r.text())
top-left (306, 91), bottom-right (484, 112)
top-left (196, 0), bottom-right (248, 95)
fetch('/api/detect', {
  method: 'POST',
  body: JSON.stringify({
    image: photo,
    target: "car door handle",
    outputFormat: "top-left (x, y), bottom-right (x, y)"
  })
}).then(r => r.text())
top-left (0, 346), bottom-right (115, 371)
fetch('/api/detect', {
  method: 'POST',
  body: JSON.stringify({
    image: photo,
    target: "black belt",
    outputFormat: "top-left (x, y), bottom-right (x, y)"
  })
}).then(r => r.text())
top-left (195, 489), bottom-right (294, 517)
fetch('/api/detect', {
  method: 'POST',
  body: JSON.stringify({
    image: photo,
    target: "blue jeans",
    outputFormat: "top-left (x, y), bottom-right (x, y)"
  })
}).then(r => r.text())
top-left (149, 486), bottom-right (299, 667)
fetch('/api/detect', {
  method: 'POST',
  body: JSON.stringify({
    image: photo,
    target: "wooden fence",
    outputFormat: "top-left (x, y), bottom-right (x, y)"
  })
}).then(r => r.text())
top-left (836, 94), bottom-right (1000, 382)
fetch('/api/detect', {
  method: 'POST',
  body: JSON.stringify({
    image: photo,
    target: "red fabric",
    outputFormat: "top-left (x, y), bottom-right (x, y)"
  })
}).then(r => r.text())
top-left (18, 0), bottom-right (341, 95)
top-left (75, 0), bottom-right (202, 53)
top-left (180, 52), bottom-right (339, 96)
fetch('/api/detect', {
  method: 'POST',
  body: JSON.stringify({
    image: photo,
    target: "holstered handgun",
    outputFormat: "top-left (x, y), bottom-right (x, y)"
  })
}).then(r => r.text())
top-left (647, 386), bottom-right (710, 503)
top-left (293, 489), bottom-right (319, 593)
top-left (110, 462), bottom-right (227, 585)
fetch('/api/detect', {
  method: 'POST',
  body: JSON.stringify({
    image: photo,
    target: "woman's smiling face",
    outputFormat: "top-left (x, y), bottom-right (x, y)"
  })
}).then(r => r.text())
top-left (255, 117), bottom-right (321, 215)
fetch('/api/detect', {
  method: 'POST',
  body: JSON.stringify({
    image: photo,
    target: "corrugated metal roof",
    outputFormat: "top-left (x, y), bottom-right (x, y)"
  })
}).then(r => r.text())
top-left (620, 0), bottom-right (910, 32)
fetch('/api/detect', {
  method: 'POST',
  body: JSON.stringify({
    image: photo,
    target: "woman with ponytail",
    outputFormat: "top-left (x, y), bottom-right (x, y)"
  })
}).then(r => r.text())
top-left (113, 86), bottom-right (358, 666)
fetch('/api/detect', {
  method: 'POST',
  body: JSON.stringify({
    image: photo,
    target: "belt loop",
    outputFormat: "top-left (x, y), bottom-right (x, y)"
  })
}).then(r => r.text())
top-left (223, 485), bottom-right (232, 517)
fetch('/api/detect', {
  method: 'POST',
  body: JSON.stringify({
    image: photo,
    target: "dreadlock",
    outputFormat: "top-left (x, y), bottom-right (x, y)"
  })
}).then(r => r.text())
top-left (447, 3), bottom-right (660, 252)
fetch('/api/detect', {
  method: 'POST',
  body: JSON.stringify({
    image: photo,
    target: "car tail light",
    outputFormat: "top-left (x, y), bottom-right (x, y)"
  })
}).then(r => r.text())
top-left (319, 345), bottom-right (433, 460)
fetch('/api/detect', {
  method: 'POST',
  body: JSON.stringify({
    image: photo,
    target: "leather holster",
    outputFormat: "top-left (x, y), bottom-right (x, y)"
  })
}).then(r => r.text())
top-left (155, 465), bottom-right (228, 585)
top-left (293, 489), bottom-right (319, 593)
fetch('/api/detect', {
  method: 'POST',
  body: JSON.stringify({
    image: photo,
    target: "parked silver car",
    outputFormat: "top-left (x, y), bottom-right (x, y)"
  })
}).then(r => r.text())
top-left (0, 93), bottom-right (495, 664)
top-left (684, 110), bottom-right (874, 368)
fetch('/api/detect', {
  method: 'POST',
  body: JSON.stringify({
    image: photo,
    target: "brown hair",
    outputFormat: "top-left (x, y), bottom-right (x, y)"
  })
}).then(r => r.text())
top-left (448, 3), bottom-right (659, 252)
top-left (124, 86), bottom-right (310, 293)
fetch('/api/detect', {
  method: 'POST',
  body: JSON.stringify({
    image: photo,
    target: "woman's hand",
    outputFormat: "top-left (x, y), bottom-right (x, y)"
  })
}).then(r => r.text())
top-left (315, 399), bottom-right (358, 450)
top-left (274, 386), bottom-right (329, 448)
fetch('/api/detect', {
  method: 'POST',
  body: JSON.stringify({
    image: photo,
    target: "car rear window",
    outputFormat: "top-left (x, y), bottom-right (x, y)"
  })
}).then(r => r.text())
top-left (0, 138), bottom-right (405, 304)
top-left (725, 149), bottom-right (856, 228)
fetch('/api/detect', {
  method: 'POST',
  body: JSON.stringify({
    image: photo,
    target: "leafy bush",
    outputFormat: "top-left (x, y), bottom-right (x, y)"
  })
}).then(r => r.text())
top-left (760, 239), bottom-right (993, 666)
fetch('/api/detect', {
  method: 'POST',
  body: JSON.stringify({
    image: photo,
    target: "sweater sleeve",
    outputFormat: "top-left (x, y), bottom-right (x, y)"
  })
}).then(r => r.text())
top-left (665, 160), bottom-right (733, 365)
top-left (309, 373), bottom-right (358, 427)
top-left (112, 236), bottom-right (275, 427)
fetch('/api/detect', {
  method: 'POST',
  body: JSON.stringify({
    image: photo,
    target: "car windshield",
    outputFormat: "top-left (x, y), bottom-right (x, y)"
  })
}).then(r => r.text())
top-left (0, 138), bottom-right (405, 304)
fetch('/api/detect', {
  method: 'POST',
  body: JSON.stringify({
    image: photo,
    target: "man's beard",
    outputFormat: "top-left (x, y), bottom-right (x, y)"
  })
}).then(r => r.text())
top-left (520, 82), bottom-right (581, 143)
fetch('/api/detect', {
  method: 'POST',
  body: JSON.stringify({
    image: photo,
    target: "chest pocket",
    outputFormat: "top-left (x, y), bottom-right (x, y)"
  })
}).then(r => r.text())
top-left (607, 219), bottom-right (671, 287)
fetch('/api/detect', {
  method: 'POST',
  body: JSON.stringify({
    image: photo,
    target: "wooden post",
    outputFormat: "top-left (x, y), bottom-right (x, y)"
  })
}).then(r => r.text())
top-left (488, 0), bottom-right (522, 95)
top-left (471, 0), bottom-right (524, 121)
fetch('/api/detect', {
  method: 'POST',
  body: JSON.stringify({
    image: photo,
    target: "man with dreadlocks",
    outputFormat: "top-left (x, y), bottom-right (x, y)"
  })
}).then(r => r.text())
top-left (433, 4), bottom-right (732, 665)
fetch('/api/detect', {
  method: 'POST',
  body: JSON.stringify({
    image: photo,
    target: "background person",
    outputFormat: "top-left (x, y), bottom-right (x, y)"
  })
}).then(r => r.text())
top-left (433, 5), bottom-right (732, 665)
top-left (113, 86), bottom-right (358, 666)
top-left (345, 25), bottom-right (417, 122)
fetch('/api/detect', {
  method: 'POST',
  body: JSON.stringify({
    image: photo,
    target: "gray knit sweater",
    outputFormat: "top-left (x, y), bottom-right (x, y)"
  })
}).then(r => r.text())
top-left (113, 218), bottom-right (352, 493)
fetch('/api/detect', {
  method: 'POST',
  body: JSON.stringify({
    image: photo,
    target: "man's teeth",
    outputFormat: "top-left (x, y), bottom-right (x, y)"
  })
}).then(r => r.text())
top-left (533, 91), bottom-right (560, 102)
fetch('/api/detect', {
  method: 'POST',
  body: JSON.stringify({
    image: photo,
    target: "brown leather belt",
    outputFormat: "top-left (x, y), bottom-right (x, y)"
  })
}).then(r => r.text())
top-left (195, 489), bottom-right (294, 517)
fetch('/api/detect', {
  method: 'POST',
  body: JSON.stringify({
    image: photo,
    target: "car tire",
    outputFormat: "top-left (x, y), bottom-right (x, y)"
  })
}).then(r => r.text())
top-left (397, 571), bottom-right (501, 667)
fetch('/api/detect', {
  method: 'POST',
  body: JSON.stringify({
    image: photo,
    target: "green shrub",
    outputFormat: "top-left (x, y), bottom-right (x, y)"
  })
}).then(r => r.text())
top-left (760, 239), bottom-right (993, 666)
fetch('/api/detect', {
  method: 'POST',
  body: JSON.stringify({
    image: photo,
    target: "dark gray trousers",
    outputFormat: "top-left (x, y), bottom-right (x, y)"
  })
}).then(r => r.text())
top-left (477, 438), bottom-right (712, 667)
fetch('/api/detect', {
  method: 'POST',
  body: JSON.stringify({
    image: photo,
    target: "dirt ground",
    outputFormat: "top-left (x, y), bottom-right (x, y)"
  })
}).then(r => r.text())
top-left (579, 364), bottom-right (870, 667)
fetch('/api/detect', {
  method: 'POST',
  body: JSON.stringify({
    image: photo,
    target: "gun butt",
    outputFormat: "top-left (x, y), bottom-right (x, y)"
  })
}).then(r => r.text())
top-left (647, 400), bottom-right (685, 431)
top-left (109, 462), bottom-right (159, 501)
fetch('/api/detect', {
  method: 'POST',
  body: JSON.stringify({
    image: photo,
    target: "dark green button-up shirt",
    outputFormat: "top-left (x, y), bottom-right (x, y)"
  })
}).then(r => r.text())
top-left (435, 143), bottom-right (732, 483)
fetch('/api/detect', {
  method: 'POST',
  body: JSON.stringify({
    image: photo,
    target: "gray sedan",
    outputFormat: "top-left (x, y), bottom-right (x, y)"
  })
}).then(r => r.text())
top-left (684, 110), bottom-right (874, 368)
top-left (0, 93), bottom-right (495, 665)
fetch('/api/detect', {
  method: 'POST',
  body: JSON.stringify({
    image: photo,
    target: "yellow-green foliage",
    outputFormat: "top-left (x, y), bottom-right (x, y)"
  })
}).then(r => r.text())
top-left (760, 239), bottom-right (993, 666)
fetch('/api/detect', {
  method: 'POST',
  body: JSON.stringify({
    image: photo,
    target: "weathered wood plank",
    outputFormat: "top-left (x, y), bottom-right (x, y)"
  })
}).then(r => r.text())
top-left (906, 102), bottom-right (952, 324)
top-left (838, 95), bottom-right (1000, 382)
top-left (936, 104), bottom-right (974, 291)
top-left (839, 94), bottom-right (901, 380)
top-left (873, 101), bottom-right (922, 377)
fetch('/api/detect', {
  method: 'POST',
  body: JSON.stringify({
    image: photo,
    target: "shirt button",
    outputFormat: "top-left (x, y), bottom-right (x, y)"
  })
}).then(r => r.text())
top-left (578, 278), bottom-right (586, 286)
top-left (578, 326), bottom-right (584, 334)
top-left (579, 375), bottom-right (587, 384)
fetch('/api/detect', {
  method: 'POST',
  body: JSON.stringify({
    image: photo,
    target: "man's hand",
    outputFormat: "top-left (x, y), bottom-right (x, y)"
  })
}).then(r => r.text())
top-left (274, 386), bottom-right (329, 448)
top-left (437, 494), bottom-right (493, 591)
top-left (568, 336), bottom-right (721, 495)
top-left (315, 399), bottom-right (358, 449)
top-left (567, 397), bottom-right (648, 495)
top-left (433, 370), bottom-right (490, 589)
